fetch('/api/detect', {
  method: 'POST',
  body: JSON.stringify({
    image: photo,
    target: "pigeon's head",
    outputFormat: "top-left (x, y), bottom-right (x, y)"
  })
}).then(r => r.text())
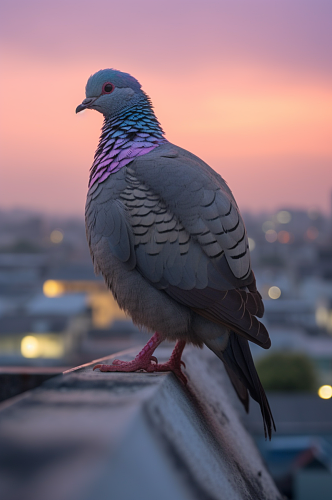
top-left (76, 69), bottom-right (142, 118)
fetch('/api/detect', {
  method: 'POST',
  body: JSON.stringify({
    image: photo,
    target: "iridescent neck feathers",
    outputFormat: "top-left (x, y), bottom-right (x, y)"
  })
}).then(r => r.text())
top-left (89, 96), bottom-right (167, 189)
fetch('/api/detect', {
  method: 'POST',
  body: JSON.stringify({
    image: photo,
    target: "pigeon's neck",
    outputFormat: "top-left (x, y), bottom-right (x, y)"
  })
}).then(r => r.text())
top-left (88, 94), bottom-right (167, 190)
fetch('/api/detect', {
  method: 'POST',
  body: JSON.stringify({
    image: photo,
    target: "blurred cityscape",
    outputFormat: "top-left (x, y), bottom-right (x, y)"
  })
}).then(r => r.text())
top-left (1, 203), bottom-right (332, 499)
top-left (0, 208), bottom-right (147, 371)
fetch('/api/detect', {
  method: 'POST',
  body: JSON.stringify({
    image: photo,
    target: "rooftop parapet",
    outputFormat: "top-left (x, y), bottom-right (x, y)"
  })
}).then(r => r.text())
top-left (0, 346), bottom-right (281, 500)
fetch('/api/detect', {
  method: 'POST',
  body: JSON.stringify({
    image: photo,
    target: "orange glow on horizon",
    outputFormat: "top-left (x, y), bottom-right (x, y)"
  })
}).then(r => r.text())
top-left (1, 52), bottom-right (332, 215)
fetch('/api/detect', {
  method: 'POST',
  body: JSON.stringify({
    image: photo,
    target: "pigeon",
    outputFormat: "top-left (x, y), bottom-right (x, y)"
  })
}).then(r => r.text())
top-left (76, 69), bottom-right (275, 438)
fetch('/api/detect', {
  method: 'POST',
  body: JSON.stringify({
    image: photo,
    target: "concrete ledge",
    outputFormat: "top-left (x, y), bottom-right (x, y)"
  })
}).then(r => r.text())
top-left (0, 346), bottom-right (281, 500)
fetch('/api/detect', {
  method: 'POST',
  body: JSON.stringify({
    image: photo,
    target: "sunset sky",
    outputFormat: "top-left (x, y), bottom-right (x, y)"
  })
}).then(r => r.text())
top-left (1, 0), bottom-right (331, 216)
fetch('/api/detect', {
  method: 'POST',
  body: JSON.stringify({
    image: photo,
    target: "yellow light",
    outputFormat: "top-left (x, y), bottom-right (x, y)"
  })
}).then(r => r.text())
top-left (268, 286), bottom-right (281, 299)
top-left (38, 336), bottom-right (64, 358)
top-left (21, 335), bottom-right (64, 358)
top-left (43, 280), bottom-right (65, 297)
top-left (248, 238), bottom-right (256, 251)
top-left (316, 306), bottom-right (329, 327)
top-left (327, 312), bottom-right (332, 334)
top-left (265, 229), bottom-right (278, 243)
top-left (318, 385), bottom-right (332, 399)
top-left (88, 292), bottom-right (127, 328)
top-left (276, 211), bottom-right (291, 224)
top-left (50, 229), bottom-right (63, 244)
top-left (21, 336), bottom-right (39, 358)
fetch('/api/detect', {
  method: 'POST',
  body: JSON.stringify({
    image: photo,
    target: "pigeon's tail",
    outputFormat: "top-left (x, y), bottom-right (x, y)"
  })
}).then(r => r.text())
top-left (206, 332), bottom-right (275, 440)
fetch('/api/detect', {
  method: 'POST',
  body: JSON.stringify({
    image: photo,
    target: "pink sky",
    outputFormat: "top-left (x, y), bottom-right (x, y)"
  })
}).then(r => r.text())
top-left (1, 0), bottom-right (331, 216)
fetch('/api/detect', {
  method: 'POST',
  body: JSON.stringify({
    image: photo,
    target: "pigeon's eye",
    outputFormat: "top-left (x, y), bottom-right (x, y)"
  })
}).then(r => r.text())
top-left (102, 83), bottom-right (115, 94)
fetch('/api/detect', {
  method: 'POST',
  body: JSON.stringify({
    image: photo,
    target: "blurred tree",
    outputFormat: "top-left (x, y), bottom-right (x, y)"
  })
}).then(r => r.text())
top-left (256, 352), bottom-right (318, 392)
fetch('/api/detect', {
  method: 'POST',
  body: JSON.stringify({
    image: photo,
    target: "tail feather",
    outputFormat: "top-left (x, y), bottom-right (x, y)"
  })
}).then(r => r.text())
top-left (207, 331), bottom-right (276, 439)
top-left (224, 363), bottom-right (249, 413)
top-left (224, 332), bottom-right (275, 439)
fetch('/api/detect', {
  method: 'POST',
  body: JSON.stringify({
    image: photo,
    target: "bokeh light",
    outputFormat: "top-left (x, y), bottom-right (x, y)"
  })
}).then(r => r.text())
top-left (21, 335), bottom-right (64, 358)
top-left (50, 229), bottom-right (64, 244)
top-left (248, 238), bottom-right (256, 251)
top-left (43, 280), bottom-right (65, 297)
top-left (21, 336), bottom-right (39, 358)
top-left (306, 227), bottom-right (319, 240)
top-left (276, 211), bottom-right (291, 224)
top-left (318, 385), bottom-right (332, 399)
top-left (265, 229), bottom-right (278, 243)
top-left (315, 306), bottom-right (329, 328)
top-left (278, 231), bottom-right (291, 244)
top-left (268, 286), bottom-right (281, 299)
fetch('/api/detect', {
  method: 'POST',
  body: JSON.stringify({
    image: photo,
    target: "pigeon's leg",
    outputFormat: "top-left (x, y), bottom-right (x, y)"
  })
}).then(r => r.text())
top-left (93, 332), bottom-right (163, 372)
top-left (147, 340), bottom-right (187, 385)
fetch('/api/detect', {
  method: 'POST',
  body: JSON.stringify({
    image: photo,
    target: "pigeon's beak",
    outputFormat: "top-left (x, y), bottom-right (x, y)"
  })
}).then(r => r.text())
top-left (76, 97), bottom-right (98, 113)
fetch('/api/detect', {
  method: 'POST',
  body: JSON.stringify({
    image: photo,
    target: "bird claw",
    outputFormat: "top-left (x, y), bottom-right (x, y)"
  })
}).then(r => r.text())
top-left (92, 337), bottom-right (187, 383)
top-left (112, 359), bottom-right (124, 366)
top-left (93, 359), bottom-right (187, 383)
top-left (147, 361), bottom-right (188, 385)
top-left (181, 360), bottom-right (186, 368)
top-left (92, 359), bottom-right (152, 373)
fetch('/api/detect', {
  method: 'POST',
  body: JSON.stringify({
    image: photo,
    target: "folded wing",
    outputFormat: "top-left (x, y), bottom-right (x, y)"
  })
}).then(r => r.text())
top-left (86, 144), bottom-right (270, 348)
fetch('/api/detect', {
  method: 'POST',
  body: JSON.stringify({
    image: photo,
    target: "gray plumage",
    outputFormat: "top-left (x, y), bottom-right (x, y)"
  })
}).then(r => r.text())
top-left (78, 68), bottom-right (275, 438)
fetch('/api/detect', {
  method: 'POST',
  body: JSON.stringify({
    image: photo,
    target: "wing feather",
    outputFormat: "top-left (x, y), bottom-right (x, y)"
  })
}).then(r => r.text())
top-left (86, 143), bottom-right (267, 348)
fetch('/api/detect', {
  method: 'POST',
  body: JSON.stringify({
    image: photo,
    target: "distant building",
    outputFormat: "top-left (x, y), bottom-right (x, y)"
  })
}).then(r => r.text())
top-left (243, 393), bottom-right (332, 500)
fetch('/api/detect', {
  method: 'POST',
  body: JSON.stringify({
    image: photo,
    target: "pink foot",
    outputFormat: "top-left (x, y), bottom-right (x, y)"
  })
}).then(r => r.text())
top-left (110, 355), bottom-right (158, 367)
top-left (93, 333), bottom-right (162, 373)
top-left (146, 340), bottom-right (187, 384)
top-left (93, 335), bottom-right (187, 384)
top-left (147, 360), bottom-right (187, 384)
top-left (93, 356), bottom-right (157, 373)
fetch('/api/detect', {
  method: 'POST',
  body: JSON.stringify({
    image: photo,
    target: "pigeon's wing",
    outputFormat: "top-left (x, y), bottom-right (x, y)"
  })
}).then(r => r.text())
top-left (86, 144), bottom-right (269, 348)
top-left (120, 144), bottom-right (269, 348)
top-left (85, 172), bottom-right (136, 273)
top-left (131, 144), bottom-right (251, 280)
